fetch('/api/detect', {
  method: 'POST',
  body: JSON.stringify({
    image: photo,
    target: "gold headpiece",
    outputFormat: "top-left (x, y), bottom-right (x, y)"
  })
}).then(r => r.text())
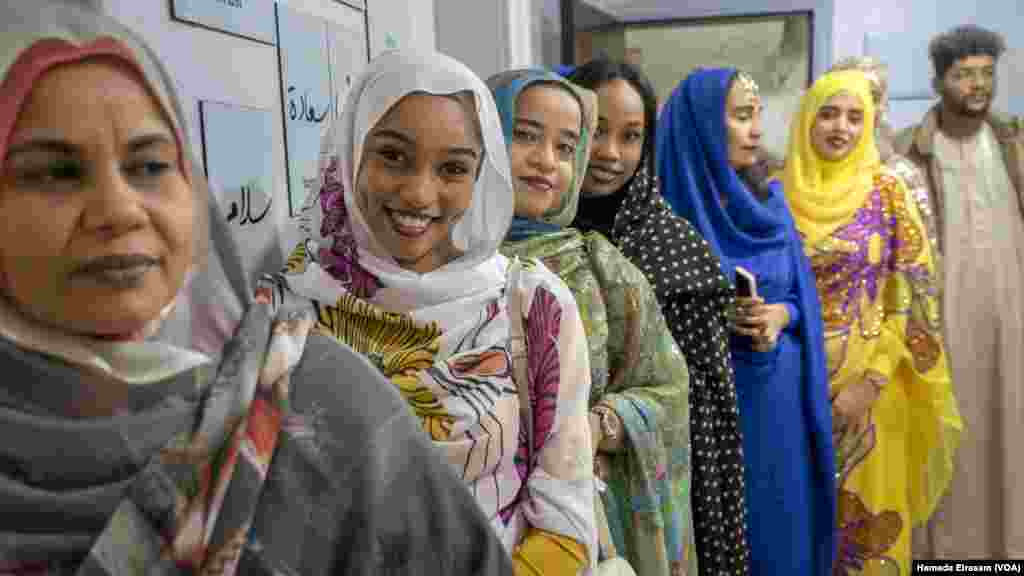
top-left (736, 71), bottom-right (760, 100)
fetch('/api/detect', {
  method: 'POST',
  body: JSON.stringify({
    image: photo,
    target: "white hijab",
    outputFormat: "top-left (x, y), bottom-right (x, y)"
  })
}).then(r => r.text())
top-left (290, 50), bottom-right (514, 316)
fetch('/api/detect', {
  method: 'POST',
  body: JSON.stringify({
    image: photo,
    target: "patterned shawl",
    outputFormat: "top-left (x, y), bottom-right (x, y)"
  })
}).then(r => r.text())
top-left (570, 78), bottom-right (750, 572)
top-left (598, 164), bottom-right (751, 575)
top-left (0, 4), bottom-right (511, 574)
top-left (491, 69), bottom-right (697, 576)
top-left (570, 66), bottom-right (751, 572)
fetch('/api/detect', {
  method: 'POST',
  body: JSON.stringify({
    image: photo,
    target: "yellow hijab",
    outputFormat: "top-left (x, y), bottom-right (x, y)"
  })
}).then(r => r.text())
top-left (784, 70), bottom-right (880, 246)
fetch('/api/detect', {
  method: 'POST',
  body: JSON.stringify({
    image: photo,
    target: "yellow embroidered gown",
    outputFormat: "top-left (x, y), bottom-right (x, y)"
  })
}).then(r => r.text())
top-left (784, 70), bottom-right (961, 576)
top-left (807, 171), bottom-right (959, 574)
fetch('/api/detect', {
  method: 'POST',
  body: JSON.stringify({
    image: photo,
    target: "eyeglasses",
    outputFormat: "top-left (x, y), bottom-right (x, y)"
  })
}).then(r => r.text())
top-left (951, 67), bottom-right (994, 82)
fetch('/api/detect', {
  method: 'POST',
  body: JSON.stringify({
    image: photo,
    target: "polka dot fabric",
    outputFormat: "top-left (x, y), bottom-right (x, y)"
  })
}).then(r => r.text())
top-left (576, 166), bottom-right (751, 575)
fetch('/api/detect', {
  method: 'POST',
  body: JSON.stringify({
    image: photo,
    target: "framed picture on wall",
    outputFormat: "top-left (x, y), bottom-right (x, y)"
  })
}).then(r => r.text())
top-left (198, 100), bottom-right (278, 279)
top-left (335, 0), bottom-right (366, 10)
top-left (170, 0), bottom-right (277, 45)
top-left (577, 11), bottom-right (813, 157)
top-left (276, 0), bottom-right (369, 217)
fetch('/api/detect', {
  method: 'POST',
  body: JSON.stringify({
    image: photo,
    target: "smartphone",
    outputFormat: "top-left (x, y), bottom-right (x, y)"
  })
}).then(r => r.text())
top-left (735, 266), bottom-right (758, 299)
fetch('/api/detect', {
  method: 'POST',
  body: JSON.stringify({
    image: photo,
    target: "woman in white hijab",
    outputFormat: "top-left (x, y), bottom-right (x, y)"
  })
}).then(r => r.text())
top-left (265, 50), bottom-right (596, 573)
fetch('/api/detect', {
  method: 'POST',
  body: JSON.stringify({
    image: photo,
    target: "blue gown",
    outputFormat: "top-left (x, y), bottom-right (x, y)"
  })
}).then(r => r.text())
top-left (728, 207), bottom-right (819, 574)
top-left (657, 66), bottom-right (835, 576)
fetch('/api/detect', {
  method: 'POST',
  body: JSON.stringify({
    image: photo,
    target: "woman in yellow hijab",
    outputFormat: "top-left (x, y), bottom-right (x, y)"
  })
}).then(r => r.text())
top-left (784, 70), bottom-right (961, 575)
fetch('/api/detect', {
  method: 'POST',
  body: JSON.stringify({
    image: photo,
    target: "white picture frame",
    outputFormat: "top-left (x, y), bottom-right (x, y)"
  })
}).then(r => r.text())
top-left (276, 0), bottom-right (368, 216)
top-left (170, 0), bottom-right (277, 45)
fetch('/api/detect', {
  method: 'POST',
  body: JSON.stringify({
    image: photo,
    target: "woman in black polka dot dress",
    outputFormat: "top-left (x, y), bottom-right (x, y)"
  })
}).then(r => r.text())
top-left (568, 59), bottom-right (750, 576)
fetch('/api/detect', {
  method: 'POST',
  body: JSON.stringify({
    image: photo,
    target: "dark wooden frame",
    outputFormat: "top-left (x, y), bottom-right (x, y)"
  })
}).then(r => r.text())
top-left (563, 7), bottom-right (816, 88)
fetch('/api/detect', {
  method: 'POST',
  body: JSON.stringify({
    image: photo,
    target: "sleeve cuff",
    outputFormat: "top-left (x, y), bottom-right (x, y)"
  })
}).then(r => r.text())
top-left (784, 301), bottom-right (801, 329)
top-left (512, 528), bottom-right (588, 576)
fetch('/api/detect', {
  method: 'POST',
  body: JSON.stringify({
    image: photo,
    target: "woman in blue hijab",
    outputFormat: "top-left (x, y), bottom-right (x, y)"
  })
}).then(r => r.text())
top-left (489, 68), bottom-right (697, 576)
top-left (657, 67), bottom-right (835, 574)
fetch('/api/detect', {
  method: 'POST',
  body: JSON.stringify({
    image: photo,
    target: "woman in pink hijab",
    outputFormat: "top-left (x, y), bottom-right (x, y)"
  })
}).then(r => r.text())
top-left (0, 2), bottom-right (510, 573)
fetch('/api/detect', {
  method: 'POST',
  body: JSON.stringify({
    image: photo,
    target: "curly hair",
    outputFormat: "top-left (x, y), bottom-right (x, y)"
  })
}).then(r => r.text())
top-left (929, 24), bottom-right (1006, 79)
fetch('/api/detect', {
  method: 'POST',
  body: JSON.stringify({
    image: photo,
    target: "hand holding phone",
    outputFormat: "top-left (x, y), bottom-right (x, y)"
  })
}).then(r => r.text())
top-left (735, 266), bottom-right (758, 299)
top-left (733, 266), bottom-right (777, 350)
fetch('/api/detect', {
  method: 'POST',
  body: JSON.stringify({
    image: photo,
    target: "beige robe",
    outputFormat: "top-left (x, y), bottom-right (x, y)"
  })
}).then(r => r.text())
top-left (913, 124), bottom-right (1024, 559)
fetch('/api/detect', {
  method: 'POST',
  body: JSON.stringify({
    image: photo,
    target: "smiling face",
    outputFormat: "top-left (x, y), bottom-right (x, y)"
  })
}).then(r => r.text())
top-left (356, 92), bottom-right (483, 274)
top-left (725, 74), bottom-right (764, 170)
top-left (939, 54), bottom-right (996, 118)
top-left (583, 78), bottom-right (645, 197)
top-left (810, 91), bottom-right (866, 162)
top-left (508, 83), bottom-right (581, 219)
top-left (0, 58), bottom-right (195, 338)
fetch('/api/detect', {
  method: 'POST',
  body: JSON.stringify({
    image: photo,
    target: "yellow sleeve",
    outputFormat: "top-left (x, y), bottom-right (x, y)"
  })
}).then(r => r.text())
top-left (512, 528), bottom-right (588, 576)
top-left (866, 328), bottom-right (900, 382)
top-left (867, 174), bottom-right (939, 384)
top-left (873, 173), bottom-right (962, 523)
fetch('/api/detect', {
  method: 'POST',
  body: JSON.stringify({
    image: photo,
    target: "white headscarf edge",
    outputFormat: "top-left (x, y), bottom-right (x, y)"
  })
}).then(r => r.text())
top-left (298, 50), bottom-right (515, 311)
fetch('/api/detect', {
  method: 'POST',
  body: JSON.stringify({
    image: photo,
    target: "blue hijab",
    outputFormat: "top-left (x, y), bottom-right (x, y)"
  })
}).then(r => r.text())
top-left (657, 68), bottom-right (836, 574)
top-left (657, 68), bottom-right (792, 273)
top-left (487, 68), bottom-right (594, 242)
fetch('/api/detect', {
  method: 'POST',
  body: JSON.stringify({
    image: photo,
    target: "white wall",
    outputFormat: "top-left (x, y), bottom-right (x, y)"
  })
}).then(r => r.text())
top-left (434, 0), bottom-right (534, 81)
top-left (830, 0), bottom-right (1023, 130)
top-left (368, 0), bottom-right (435, 57)
top-left (99, 0), bottom-right (434, 279)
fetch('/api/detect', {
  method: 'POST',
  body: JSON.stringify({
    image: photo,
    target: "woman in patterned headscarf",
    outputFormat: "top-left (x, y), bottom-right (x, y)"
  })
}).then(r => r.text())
top-left (489, 68), bottom-right (696, 576)
top-left (784, 69), bottom-right (960, 575)
top-left (658, 67), bottom-right (835, 575)
top-left (269, 51), bottom-right (597, 573)
top-left (0, 2), bottom-right (511, 573)
top-left (569, 59), bottom-right (751, 575)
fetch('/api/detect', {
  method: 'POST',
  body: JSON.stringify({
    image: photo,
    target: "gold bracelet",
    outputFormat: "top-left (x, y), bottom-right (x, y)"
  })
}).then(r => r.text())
top-left (591, 404), bottom-right (619, 443)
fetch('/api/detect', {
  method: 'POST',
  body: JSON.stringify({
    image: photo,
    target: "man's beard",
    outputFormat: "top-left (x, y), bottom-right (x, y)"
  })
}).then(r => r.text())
top-left (945, 90), bottom-right (992, 118)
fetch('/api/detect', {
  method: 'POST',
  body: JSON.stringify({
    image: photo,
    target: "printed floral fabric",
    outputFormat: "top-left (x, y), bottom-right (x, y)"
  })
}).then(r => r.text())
top-left (576, 166), bottom-right (749, 575)
top-left (269, 155), bottom-right (596, 567)
top-left (803, 171), bottom-right (960, 576)
top-left (502, 229), bottom-right (697, 576)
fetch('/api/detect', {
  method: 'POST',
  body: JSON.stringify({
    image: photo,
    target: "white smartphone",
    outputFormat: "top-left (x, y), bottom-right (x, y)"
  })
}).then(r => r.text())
top-left (734, 266), bottom-right (758, 299)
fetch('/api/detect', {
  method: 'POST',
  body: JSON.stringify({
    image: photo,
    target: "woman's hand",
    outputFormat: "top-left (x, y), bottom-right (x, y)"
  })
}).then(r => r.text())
top-left (732, 297), bottom-right (790, 351)
top-left (831, 372), bottom-right (885, 440)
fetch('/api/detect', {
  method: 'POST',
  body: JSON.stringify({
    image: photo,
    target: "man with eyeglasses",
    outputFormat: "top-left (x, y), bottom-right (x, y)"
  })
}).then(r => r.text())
top-left (895, 24), bottom-right (1024, 562)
